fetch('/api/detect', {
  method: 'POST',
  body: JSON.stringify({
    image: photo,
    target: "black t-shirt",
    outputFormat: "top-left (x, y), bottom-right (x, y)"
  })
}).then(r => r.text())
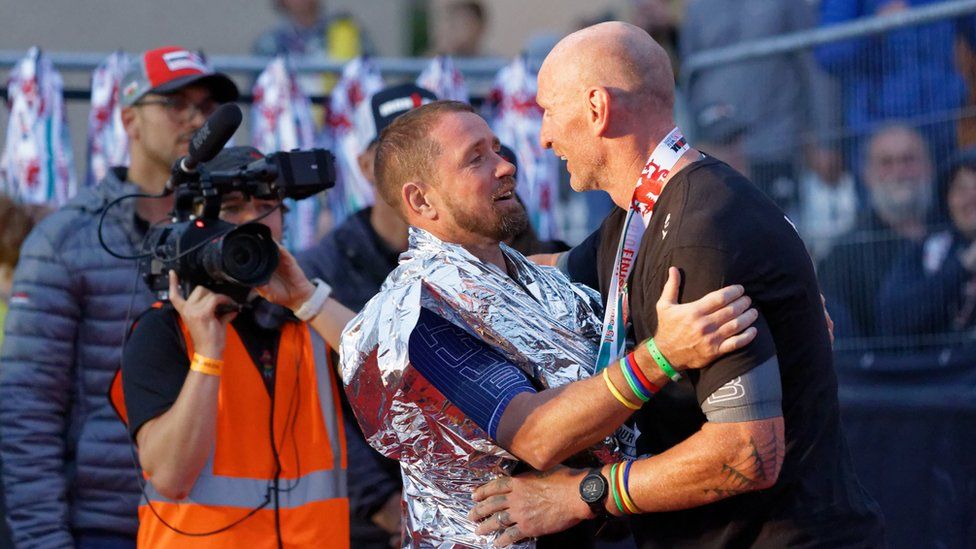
top-left (121, 301), bottom-right (287, 438)
top-left (593, 157), bottom-right (884, 548)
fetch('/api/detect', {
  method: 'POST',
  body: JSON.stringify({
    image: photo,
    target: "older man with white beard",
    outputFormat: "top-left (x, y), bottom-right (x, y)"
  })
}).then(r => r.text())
top-left (818, 123), bottom-right (937, 339)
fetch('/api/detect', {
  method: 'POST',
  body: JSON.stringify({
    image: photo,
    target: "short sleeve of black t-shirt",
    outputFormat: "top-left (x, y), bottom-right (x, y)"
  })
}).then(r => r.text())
top-left (122, 304), bottom-right (282, 439)
top-left (658, 245), bottom-right (777, 402)
top-left (121, 307), bottom-right (191, 439)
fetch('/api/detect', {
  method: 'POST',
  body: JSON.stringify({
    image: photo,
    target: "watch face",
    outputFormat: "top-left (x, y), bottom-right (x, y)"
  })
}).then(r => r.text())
top-left (580, 474), bottom-right (606, 504)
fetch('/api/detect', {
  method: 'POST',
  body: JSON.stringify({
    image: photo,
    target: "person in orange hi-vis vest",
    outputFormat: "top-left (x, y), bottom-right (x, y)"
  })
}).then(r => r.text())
top-left (110, 146), bottom-right (356, 548)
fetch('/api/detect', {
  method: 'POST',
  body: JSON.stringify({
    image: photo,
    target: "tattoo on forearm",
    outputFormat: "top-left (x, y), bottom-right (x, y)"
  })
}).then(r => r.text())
top-left (703, 430), bottom-right (782, 498)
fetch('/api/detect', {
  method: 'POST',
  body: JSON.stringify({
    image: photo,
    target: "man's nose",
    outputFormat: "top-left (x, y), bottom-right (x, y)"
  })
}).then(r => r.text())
top-left (539, 122), bottom-right (553, 150)
top-left (497, 156), bottom-right (516, 178)
top-left (186, 104), bottom-right (210, 129)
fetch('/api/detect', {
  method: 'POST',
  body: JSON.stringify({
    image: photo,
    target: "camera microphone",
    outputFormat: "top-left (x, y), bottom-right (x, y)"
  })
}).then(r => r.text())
top-left (165, 103), bottom-right (243, 193)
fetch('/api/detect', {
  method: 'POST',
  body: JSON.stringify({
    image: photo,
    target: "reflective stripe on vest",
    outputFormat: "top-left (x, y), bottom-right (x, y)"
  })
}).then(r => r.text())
top-left (142, 457), bottom-right (347, 509)
top-left (139, 319), bottom-right (348, 547)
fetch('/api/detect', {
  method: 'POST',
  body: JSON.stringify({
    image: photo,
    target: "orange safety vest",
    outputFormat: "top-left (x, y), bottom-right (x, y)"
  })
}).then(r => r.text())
top-left (110, 316), bottom-right (349, 548)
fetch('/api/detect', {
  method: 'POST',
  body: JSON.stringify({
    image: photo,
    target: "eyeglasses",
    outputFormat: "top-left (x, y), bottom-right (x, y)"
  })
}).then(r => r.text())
top-left (133, 95), bottom-right (217, 121)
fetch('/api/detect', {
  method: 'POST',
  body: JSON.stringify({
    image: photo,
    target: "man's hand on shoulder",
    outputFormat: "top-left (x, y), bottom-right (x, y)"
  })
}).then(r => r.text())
top-left (653, 267), bottom-right (758, 371)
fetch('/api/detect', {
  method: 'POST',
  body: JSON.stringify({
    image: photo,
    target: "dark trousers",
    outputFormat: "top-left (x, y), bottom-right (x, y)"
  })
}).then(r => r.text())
top-left (74, 531), bottom-right (136, 549)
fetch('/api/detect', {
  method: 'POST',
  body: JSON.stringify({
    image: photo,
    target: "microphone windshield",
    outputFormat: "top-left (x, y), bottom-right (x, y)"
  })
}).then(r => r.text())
top-left (189, 103), bottom-right (243, 166)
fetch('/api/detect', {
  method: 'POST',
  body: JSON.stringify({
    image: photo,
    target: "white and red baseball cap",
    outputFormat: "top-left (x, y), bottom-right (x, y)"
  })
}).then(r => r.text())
top-left (119, 45), bottom-right (239, 107)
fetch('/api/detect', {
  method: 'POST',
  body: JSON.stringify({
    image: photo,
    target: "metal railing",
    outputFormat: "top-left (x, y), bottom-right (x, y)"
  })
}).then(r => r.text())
top-left (0, 50), bottom-right (509, 81)
top-left (679, 0), bottom-right (976, 356)
top-left (0, 51), bottom-right (509, 104)
top-left (682, 0), bottom-right (976, 77)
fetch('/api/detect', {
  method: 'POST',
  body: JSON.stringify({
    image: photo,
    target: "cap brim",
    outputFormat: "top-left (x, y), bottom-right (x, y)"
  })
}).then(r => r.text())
top-left (151, 73), bottom-right (240, 103)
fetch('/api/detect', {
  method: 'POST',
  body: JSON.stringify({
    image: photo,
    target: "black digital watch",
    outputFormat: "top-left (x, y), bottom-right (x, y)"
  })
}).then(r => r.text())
top-left (578, 468), bottom-right (609, 516)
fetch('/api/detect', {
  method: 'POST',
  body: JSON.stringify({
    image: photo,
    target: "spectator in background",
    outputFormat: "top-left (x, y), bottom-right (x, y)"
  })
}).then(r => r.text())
top-left (0, 197), bottom-right (45, 343)
top-left (816, 0), bottom-right (976, 177)
top-left (681, 0), bottom-right (830, 214)
top-left (629, 0), bottom-right (684, 75)
top-left (0, 195), bottom-right (46, 549)
top-left (0, 46), bottom-right (239, 549)
top-left (692, 102), bottom-right (749, 177)
top-left (432, 1), bottom-right (489, 57)
top-left (797, 142), bottom-right (860, 262)
top-left (957, 33), bottom-right (976, 150)
top-left (252, 0), bottom-right (373, 102)
top-left (818, 124), bottom-right (936, 339)
top-left (253, 0), bottom-right (373, 60)
top-left (878, 151), bottom-right (976, 339)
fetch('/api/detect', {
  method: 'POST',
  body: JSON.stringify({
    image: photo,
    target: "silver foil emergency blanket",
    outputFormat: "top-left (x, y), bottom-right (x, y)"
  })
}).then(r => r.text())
top-left (341, 228), bottom-right (617, 548)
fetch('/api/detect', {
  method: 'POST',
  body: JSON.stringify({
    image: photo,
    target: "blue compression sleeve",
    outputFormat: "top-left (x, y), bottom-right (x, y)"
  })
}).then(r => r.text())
top-left (408, 308), bottom-right (537, 440)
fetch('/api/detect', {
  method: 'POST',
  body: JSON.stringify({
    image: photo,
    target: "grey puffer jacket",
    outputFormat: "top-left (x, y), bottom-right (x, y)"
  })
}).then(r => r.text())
top-left (0, 168), bottom-right (154, 548)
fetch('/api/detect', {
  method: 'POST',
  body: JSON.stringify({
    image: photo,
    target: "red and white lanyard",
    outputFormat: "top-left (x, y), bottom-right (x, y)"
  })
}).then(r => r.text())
top-left (595, 127), bottom-right (689, 371)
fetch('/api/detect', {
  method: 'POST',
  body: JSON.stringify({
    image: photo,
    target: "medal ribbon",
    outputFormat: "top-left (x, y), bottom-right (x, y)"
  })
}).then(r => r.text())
top-left (595, 127), bottom-right (689, 371)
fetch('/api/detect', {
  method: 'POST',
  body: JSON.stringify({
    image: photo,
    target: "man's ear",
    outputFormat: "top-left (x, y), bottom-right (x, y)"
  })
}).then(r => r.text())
top-left (357, 147), bottom-right (377, 186)
top-left (120, 106), bottom-right (138, 140)
top-left (402, 180), bottom-right (437, 221)
top-left (585, 86), bottom-right (611, 137)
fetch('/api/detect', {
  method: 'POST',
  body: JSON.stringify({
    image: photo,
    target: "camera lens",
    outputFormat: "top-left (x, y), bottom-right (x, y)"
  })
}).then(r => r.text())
top-left (223, 233), bottom-right (265, 281)
top-left (220, 228), bottom-right (278, 284)
top-left (197, 224), bottom-right (279, 286)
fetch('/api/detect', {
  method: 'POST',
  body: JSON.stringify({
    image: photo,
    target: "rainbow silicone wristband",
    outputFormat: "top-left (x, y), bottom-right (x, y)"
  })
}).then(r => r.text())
top-left (613, 461), bottom-right (638, 514)
top-left (609, 463), bottom-right (626, 515)
top-left (621, 460), bottom-right (640, 514)
top-left (627, 351), bottom-right (662, 394)
top-left (603, 368), bottom-right (641, 410)
top-left (620, 356), bottom-right (651, 402)
top-left (646, 338), bottom-right (681, 382)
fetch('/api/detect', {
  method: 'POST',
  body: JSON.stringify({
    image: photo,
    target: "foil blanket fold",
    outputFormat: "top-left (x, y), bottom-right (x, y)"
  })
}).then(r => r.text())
top-left (340, 228), bottom-right (617, 547)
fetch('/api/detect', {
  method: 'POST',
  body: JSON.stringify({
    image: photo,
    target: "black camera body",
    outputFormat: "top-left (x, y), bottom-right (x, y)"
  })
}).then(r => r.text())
top-left (138, 148), bottom-right (336, 302)
top-left (139, 218), bottom-right (279, 302)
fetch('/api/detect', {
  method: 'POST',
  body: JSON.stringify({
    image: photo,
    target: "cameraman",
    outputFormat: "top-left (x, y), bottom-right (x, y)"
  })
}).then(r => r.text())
top-left (115, 147), bottom-right (349, 548)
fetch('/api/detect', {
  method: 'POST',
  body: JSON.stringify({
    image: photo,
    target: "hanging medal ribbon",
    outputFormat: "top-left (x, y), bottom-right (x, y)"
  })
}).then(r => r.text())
top-left (87, 51), bottom-right (130, 187)
top-left (484, 56), bottom-right (561, 240)
top-left (251, 56), bottom-right (318, 252)
top-left (0, 47), bottom-right (76, 206)
top-left (417, 56), bottom-right (469, 103)
top-left (595, 127), bottom-right (689, 371)
top-left (324, 57), bottom-right (384, 225)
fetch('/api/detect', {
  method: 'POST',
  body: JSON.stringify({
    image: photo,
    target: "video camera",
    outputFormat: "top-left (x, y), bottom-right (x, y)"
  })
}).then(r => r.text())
top-left (137, 104), bottom-right (335, 302)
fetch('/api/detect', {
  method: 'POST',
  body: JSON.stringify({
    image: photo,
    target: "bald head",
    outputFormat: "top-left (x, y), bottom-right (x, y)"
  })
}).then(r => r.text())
top-left (536, 21), bottom-right (682, 204)
top-left (539, 21), bottom-right (675, 118)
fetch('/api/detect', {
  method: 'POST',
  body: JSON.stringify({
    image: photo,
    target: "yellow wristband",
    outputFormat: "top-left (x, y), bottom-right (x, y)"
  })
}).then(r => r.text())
top-left (190, 353), bottom-right (223, 377)
top-left (617, 461), bottom-right (641, 514)
top-left (603, 368), bottom-right (641, 410)
top-left (618, 478), bottom-right (640, 514)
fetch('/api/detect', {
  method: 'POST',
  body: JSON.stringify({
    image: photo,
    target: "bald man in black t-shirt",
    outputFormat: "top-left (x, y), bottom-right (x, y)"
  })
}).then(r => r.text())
top-left (470, 21), bottom-right (884, 548)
